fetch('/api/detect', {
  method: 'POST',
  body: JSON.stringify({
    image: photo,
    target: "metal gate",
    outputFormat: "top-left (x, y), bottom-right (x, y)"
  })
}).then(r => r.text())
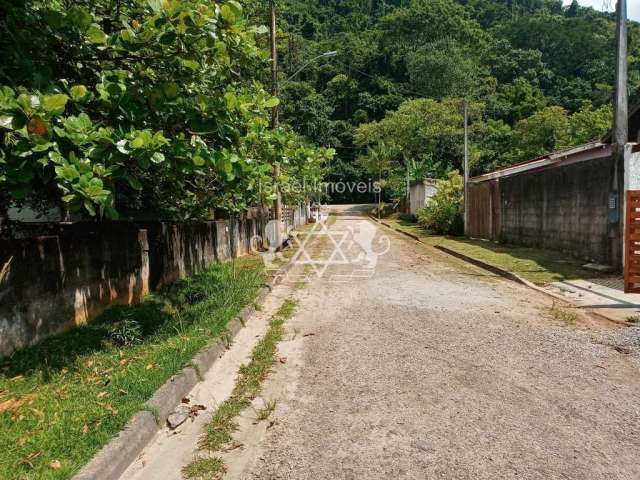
top-left (624, 191), bottom-right (640, 293)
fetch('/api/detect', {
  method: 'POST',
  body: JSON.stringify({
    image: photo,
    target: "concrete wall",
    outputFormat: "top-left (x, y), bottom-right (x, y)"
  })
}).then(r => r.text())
top-left (0, 206), bottom-right (307, 357)
top-left (0, 223), bottom-right (150, 358)
top-left (500, 156), bottom-right (613, 264)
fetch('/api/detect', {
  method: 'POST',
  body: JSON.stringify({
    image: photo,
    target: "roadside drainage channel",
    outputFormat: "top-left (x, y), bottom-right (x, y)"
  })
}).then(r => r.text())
top-left (369, 216), bottom-right (635, 328)
top-left (72, 258), bottom-right (297, 480)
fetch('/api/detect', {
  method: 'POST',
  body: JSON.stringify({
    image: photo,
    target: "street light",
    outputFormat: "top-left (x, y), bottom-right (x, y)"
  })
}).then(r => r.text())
top-left (286, 51), bottom-right (338, 82)
top-left (268, 42), bottom-right (336, 234)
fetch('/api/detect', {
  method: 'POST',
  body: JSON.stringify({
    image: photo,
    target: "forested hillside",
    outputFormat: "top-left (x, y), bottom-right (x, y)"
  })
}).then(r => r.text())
top-left (257, 0), bottom-right (640, 203)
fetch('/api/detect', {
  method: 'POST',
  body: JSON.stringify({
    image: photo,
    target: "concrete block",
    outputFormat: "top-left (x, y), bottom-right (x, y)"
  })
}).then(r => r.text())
top-left (72, 411), bottom-right (158, 480)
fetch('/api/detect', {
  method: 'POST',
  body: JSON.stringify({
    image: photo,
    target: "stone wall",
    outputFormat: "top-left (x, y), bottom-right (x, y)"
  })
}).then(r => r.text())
top-left (0, 207), bottom-right (302, 357)
top-left (500, 156), bottom-right (613, 264)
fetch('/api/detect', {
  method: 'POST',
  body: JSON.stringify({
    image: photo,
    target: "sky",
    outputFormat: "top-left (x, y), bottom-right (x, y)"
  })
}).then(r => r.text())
top-left (562, 0), bottom-right (640, 21)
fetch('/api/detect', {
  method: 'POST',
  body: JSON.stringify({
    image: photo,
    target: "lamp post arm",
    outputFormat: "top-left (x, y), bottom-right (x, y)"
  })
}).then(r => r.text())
top-left (286, 52), bottom-right (337, 82)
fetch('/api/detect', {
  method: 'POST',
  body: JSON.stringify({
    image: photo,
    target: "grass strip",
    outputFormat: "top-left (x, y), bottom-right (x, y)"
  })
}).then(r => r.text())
top-left (381, 218), bottom-right (605, 285)
top-left (182, 456), bottom-right (226, 480)
top-left (183, 299), bottom-right (298, 478)
top-left (201, 299), bottom-right (297, 451)
top-left (0, 257), bottom-right (265, 480)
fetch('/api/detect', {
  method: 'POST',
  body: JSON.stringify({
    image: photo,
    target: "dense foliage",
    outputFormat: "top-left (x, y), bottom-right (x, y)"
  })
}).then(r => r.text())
top-left (0, 0), bottom-right (333, 224)
top-left (266, 0), bottom-right (639, 204)
top-left (416, 170), bottom-right (464, 235)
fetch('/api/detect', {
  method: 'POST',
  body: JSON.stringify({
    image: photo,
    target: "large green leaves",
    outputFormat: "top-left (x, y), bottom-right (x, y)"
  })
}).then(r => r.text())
top-left (42, 94), bottom-right (69, 115)
top-left (86, 24), bottom-right (108, 45)
top-left (0, 0), bottom-right (332, 222)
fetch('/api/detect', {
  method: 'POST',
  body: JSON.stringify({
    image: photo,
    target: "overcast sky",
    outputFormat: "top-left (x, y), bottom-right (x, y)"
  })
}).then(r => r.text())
top-left (562, 0), bottom-right (639, 21)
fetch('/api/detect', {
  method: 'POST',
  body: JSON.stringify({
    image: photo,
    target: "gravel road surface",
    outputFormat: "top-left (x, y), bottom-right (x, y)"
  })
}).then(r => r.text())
top-left (226, 205), bottom-right (640, 480)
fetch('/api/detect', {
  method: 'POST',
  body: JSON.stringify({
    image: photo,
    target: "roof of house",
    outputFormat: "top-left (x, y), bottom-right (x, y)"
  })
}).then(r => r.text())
top-left (470, 142), bottom-right (613, 183)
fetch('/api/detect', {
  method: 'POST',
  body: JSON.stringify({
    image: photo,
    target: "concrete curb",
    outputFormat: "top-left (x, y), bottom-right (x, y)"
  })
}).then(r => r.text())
top-left (368, 215), bottom-right (427, 244)
top-left (434, 245), bottom-right (540, 289)
top-left (72, 256), bottom-right (296, 480)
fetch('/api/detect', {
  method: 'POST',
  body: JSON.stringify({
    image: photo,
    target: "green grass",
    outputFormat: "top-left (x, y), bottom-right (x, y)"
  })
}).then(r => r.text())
top-left (0, 257), bottom-right (265, 480)
top-left (200, 299), bottom-right (298, 452)
top-left (294, 280), bottom-right (307, 290)
top-left (382, 218), bottom-right (605, 285)
top-left (255, 399), bottom-right (277, 421)
top-left (550, 303), bottom-right (579, 325)
top-left (182, 456), bottom-right (226, 480)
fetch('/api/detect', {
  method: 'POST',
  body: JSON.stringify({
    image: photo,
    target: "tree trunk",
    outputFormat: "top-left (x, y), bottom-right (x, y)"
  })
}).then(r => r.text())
top-left (405, 161), bottom-right (411, 215)
top-left (0, 197), bottom-right (9, 238)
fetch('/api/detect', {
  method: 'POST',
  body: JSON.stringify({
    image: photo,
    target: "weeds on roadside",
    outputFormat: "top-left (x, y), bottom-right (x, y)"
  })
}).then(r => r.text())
top-left (107, 312), bottom-right (143, 347)
top-left (255, 399), bottom-right (277, 421)
top-left (0, 257), bottom-right (265, 480)
top-left (626, 315), bottom-right (640, 324)
top-left (199, 300), bottom-right (298, 452)
top-left (182, 456), bottom-right (226, 480)
top-left (551, 302), bottom-right (578, 325)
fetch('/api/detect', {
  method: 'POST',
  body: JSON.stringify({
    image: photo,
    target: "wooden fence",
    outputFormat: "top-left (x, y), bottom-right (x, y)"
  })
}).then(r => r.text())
top-left (467, 180), bottom-right (501, 241)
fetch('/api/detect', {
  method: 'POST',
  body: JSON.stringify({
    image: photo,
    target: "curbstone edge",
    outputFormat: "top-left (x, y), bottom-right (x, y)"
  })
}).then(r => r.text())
top-left (72, 252), bottom-right (297, 480)
top-left (72, 411), bottom-right (158, 480)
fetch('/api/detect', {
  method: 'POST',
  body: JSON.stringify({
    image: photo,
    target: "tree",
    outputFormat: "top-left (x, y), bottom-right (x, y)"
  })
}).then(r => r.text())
top-left (486, 77), bottom-right (547, 124)
top-left (569, 102), bottom-right (612, 144)
top-left (254, 0), bottom-right (640, 201)
top-left (511, 106), bottom-right (571, 162)
top-left (476, 119), bottom-right (514, 172)
top-left (356, 98), bottom-right (479, 172)
top-left (407, 39), bottom-right (480, 99)
top-left (280, 82), bottom-right (335, 146)
top-left (482, 40), bottom-right (553, 86)
top-left (357, 142), bottom-right (399, 204)
top-left (566, 0), bottom-right (580, 17)
top-left (378, 0), bottom-right (486, 49)
top-left (355, 98), bottom-right (480, 204)
top-left (324, 74), bottom-right (360, 120)
top-left (0, 0), bottom-right (333, 222)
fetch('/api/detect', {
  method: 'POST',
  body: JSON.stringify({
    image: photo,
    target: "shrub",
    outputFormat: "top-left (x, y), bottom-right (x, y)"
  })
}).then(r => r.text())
top-left (371, 203), bottom-right (394, 218)
top-left (108, 314), bottom-right (143, 347)
top-left (399, 213), bottom-right (417, 223)
top-left (416, 171), bottom-right (464, 235)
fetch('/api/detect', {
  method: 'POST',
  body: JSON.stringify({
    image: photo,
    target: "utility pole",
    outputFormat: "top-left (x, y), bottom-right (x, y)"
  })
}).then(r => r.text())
top-left (404, 154), bottom-right (410, 215)
top-left (269, 0), bottom-right (282, 226)
top-left (611, 0), bottom-right (628, 269)
top-left (463, 99), bottom-right (470, 237)
top-left (614, 0), bottom-right (628, 148)
top-left (0, 198), bottom-right (8, 238)
top-left (379, 158), bottom-right (382, 220)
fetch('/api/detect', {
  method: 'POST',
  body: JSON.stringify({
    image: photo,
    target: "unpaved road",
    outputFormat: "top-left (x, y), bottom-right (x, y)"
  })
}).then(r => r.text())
top-left (120, 205), bottom-right (640, 480)
top-left (226, 205), bottom-right (640, 480)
